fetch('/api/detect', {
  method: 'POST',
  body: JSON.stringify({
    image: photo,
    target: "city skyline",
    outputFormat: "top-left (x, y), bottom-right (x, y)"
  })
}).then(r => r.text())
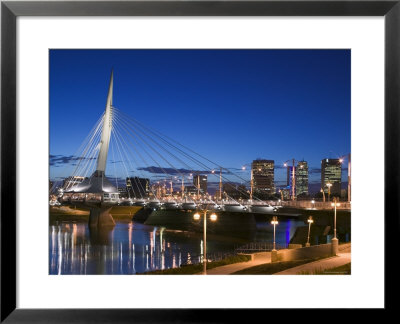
top-left (50, 49), bottom-right (350, 190)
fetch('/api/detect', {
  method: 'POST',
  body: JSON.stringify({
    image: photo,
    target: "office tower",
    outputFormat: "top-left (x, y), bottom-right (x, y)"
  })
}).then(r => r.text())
top-left (321, 158), bottom-right (342, 195)
top-left (252, 159), bottom-right (275, 195)
top-left (296, 160), bottom-right (309, 196)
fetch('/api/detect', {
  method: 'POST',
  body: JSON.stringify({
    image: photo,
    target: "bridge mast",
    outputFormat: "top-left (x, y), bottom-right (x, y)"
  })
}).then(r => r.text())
top-left (95, 69), bottom-right (114, 176)
top-left (219, 168), bottom-right (222, 201)
top-left (250, 168), bottom-right (253, 201)
top-left (181, 176), bottom-right (185, 199)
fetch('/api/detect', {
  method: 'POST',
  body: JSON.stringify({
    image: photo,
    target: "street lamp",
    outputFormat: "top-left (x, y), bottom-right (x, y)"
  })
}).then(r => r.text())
top-left (331, 197), bottom-right (340, 239)
top-left (306, 216), bottom-right (314, 247)
top-left (193, 210), bottom-right (218, 275)
top-left (271, 216), bottom-right (279, 251)
top-left (283, 159), bottom-right (297, 201)
top-left (326, 182), bottom-right (332, 202)
top-left (331, 197), bottom-right (340, 255)
top-left (283, 158), bottom-right (306, 201)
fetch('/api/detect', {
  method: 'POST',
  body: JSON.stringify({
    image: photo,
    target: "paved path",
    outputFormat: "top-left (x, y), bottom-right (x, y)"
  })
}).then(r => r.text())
top-left (205, 245), bottom-right (351, 275)
top-left (205, 252), bottom-right (271, 275)
top-left (274, 252), bottom-right (351, 275)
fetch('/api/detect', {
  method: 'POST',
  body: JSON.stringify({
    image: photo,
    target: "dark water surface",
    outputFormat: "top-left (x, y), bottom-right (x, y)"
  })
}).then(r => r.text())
top-left (49, 219), bottom-right (304, 275)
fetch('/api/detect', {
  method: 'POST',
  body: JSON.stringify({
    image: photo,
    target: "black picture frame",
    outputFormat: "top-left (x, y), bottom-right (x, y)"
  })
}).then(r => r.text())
top-left (1, 0), bottom-right (398, 321)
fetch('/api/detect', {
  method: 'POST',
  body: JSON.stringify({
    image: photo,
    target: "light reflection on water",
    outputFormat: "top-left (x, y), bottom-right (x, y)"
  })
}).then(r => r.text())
top-left (49, 219), bottom-right (304, 275)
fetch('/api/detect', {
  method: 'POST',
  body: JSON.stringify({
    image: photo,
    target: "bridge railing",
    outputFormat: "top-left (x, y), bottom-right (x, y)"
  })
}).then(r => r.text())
top-left (234, 242), bottom-right (288, 254)
top-left (278, 200), bottom-right (351, 210)
top-left (179, 251), bottom-right (238, 266)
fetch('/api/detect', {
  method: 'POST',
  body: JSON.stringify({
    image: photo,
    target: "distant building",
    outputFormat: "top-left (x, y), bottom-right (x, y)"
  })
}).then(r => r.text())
top-left (286, 166), bottom-right (295, 190)
top-left (252, 159), bottom-right (275, 195)
top-left (321, 158), bottom-right (341, 195)
top-left (126, 177), bottom-right (150, 198)
top-left (296, 161), bottom-right (309, 196)
top-left (279, 187), bottom-right (291, 200)
top-left (184, 185), bottom-right (198, 195)
top-left (286, 161), bottom-right (309, 197)
top-left (341, 189), bottom-right (347, 200)
top-left (193, 174), bottom-right (207, 194)
top-left (223, 183), bottom-right (237, 198)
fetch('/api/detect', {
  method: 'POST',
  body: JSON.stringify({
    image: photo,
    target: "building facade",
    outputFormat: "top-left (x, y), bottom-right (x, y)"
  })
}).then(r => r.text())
top-left (296, 161), bottom-right (309, 196)
top-left (252, 159), bottom-right (275, 195)
top-left (286, 161), bottom-right (309, 197)
top-left (321, 158), bottom-right (342, 195)
top-left (126, 177), bottom-right (150, 198)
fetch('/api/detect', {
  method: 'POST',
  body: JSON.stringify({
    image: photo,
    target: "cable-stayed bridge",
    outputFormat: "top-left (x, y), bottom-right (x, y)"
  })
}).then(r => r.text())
top-left (53, 71), bottom-right (345, 227)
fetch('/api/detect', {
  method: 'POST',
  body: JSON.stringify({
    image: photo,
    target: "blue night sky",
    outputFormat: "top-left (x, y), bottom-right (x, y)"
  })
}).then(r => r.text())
top-left (50, 49), bottom-right (350, 192)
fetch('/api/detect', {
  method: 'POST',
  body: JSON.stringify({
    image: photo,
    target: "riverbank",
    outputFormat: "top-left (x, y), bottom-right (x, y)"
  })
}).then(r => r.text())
top-left (142, 254), bottom-right (252, 275)
top-left (49, 205), bottom-right (143, 223)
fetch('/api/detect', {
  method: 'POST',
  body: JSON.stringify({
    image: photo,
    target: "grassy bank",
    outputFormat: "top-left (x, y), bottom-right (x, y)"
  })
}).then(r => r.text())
top-left (298, 262), bottom-right (351, 275)
top-left (233, 257), bottom-right (325, 275)
top-left (142, 254), bottom-right (252, 275)
top-left (49, 205), bottom-right (142, 223)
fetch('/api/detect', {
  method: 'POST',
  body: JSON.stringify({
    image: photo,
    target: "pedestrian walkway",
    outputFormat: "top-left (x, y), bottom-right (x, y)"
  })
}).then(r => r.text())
top-left (274, 252), bottom-right (351, 275)
top-left (205, 244), bottom-right (351, 275)
top-left (205, 252), bottom-right (271, 275)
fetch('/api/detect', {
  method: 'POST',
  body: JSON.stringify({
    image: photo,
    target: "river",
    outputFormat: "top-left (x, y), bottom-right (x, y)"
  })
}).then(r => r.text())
top-left (49, 219), bottom-right (305, 275)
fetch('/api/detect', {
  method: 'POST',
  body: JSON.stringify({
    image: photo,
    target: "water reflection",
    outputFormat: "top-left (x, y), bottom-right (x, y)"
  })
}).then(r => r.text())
top-left (49, 219), bottom-right (305, 275)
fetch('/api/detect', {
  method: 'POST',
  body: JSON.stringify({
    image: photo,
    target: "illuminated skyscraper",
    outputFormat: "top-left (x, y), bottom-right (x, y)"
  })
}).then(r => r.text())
top-left (321, 158), bottom-right (341, 195)
top-left (252, 159), bottom-right (275, 195)
top-left (296, 161), bottom-right (309, 196)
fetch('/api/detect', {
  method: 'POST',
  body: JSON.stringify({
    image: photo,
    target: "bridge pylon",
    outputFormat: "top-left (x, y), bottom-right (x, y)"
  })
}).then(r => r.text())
top-left (62, 70), bottom-right (120, 227)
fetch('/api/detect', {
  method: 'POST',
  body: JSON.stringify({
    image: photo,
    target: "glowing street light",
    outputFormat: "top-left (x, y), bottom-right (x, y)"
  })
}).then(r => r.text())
top-left (193, 210), bottom-right (218, 275)
top-left (331, 198), bottom-right (340, 239)
top-left (331, 197), bottom-right (340, 255)
top-left (306, 216), bottom-right (314, 247)
top-left (271, 216), bottom-right (279, 251)
top-left (326, 182), bottom-right (332, 202)
top-left (283, 158), bottom-right (301, 201)
top-left (320, 188), bottom-right (325, 202)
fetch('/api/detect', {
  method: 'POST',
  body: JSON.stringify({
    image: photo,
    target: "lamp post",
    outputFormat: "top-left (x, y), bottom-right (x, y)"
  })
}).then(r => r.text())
top-left (271, 216), bottom-right (279, 251)
top-left (193, 209), bottom-right (218, 275)
top-left (283, 158), bottom-right (307, 201)
top-left (271, 216), bottom-right (279, 262)
top-left (306, 216), bottom-right (313, 247)
top-left (284, 159), bottom-right (296, 201)
top-left (320, 188), bottom-right (325, 202)
top-left (326, 182), bottom-right (332, 202)
top-left (331, 197), bottom-right (340, 255)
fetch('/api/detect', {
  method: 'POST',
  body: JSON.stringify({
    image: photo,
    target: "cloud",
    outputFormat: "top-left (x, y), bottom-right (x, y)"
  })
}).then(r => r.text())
top-left (309, 167), bottom-right (321, 174)
top-left (137, 166), bottom-right (229, 176)
top-left (49, 154), bottom-right (96, 166)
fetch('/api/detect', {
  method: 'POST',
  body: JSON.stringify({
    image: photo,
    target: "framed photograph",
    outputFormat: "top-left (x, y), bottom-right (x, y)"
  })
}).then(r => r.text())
top-left (1, 0), bottom-right (397, 321)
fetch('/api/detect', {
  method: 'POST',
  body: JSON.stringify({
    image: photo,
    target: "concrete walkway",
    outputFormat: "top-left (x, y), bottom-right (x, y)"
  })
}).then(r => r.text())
top-left (205, 252), bottom-right (271, 275)
top-left (204, 244), bottom-right (351, 275)
top-left (274, 252), bottom-right (351, 275)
